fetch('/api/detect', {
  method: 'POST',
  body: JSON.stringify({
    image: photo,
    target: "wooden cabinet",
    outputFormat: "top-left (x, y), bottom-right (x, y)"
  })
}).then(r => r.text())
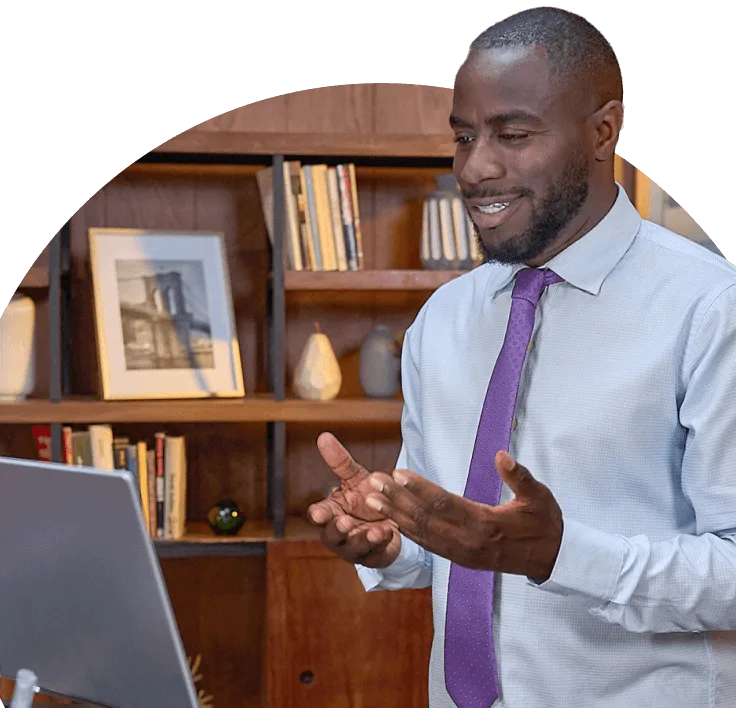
top-left (267, 541), bottom-right (432, 708)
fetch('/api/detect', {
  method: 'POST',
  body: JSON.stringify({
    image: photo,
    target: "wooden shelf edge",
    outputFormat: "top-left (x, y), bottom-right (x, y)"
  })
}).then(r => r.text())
top-left (155, 130), bottom-right (456, 159)
top-left (284, 269), bottom-right (469, 291)
top-left (153, 517), bottom-right (319, 557)
top-left (0, 396), bottom-right (403, 424)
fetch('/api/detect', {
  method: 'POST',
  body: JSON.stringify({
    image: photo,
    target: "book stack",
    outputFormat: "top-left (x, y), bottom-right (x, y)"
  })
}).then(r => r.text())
top-left (32, 424), bottom-right (187, 540)
top-left (257, 161), bottom-right (363, 271)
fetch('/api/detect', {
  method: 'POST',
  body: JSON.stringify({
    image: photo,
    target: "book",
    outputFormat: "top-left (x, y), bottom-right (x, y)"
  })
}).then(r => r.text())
top-left (301, 165), bottom-right (323, 270)
top-left (88, 425), bottom-right (114, 470)
top-left (155, 432), bottom-right (166, 538)
top-left (336, 164), bottom-right (359, 271)
top-left (164, 435), bottom-right (187, 540)
top-left (137, 441), bottom-right (150, 531)
top-left (146, 448), bottom-right (157, 537)
top-left (347, 163), bottom-right (364, 269)
top-left (310, 164), bottom-right (338, 271)
top-left (326, 167), bottom-right (349, 271)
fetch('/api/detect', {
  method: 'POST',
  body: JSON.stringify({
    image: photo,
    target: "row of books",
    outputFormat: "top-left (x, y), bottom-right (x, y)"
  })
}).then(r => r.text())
top-left (257, 161), bottom-right (364, 272)
top-left (32, 425), bottom-right (187, 541)
top-left (421, 194), bottom-right (484, 270)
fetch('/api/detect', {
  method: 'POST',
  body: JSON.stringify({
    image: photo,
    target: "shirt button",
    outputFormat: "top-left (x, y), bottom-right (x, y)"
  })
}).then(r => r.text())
top-left (512, 418), bottom-right (518, 431)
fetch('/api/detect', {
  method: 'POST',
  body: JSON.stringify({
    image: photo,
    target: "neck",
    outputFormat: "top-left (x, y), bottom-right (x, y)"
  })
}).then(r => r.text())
top-left (524, 180), bottom-right (619, 267)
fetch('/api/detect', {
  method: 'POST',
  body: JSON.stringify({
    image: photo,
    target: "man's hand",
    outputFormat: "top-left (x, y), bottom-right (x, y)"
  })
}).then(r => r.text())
top-left (307, 432), bottom-right (401, 569)
top-left (364, 450), bottom-right (563, 581)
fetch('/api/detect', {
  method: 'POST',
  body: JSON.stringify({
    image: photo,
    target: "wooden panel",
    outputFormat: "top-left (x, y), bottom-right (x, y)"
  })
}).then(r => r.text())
top-left (267, 539), bottom-right (432, 707)
top-left (284, 424), bottom-right (401, 516)
top-left (195, 95), bottom-right (288, 133)
top-left (192, 169), bottom-right (270, 395)
top-left (374, 84), bottom-right (454, 136)
top-left (286, 85), bottom-right (374, 134)
top-left (12, 242), bottom-right (53, 289)
top-left (162, 556), bottom-right (266, 708)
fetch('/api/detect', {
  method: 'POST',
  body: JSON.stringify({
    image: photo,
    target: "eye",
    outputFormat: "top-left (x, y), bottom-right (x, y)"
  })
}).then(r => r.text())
top-left (453, 135), bottom-right (474, 145)
top-left (499, 133), bottom-right (530, 142)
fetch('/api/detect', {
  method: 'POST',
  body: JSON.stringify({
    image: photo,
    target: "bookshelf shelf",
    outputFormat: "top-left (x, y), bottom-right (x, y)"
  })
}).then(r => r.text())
top-left (283, 269), bottom-right (468, 291)
top-left (154, 517), bottom-right (318, 558)
top-left (155, 130), bottom-right (455, 159)
top-left (18, 266), bottom-right (50, 289)
top-left (0, 396), bottom-right (403, 424)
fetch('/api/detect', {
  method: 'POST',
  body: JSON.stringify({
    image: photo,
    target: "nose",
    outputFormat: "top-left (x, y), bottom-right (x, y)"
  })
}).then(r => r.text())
top-left (454, 139), bottom-right (506, 187)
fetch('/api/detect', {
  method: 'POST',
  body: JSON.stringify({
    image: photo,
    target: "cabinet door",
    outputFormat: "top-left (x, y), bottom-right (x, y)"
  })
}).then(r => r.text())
top-left (267, 540), bottom-right (433, 707)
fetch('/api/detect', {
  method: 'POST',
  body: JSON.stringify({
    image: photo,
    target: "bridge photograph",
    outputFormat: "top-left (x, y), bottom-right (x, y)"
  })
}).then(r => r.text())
top-left (115, 258), bottom-right (214, 371)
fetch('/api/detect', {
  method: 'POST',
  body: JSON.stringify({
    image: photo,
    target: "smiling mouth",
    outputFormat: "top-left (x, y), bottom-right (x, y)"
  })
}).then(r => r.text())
top-left (472, 195), bottom-right (521, 214)
top-left (475, 202), bottom-right (512, 214)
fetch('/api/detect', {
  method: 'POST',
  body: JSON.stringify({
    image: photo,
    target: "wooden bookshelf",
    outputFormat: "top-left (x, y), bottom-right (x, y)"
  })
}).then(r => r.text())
top-left (0, 396), bottom-right (403, 424)
top-left (284, 268), bottom-right (467, 291)
top-left (0, 85), bottom-right (487, 708)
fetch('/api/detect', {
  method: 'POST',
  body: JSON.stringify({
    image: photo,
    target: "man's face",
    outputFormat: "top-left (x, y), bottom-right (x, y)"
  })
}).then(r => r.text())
top-left (451, 45), bottom-right (592, 265)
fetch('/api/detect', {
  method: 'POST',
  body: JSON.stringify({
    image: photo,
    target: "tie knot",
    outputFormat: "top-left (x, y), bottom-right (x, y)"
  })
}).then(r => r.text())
top-left (512, 268), bottom-right (563, 306)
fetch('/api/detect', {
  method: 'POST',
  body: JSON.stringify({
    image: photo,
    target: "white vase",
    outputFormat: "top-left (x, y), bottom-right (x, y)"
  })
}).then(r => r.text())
top-left (0, 294), bottom-right (36, 401)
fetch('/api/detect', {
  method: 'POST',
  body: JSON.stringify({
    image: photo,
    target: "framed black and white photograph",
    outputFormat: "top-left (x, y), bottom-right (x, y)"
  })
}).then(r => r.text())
top-left (89, 228), bottom-right (245, 400)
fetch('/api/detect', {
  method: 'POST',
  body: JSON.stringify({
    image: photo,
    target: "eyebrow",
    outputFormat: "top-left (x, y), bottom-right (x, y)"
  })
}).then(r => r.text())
top-left (449, 111), bottom-right (546, 128)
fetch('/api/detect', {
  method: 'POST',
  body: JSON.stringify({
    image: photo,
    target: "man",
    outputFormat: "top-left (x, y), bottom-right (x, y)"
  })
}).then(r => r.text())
top-left (308, 6), bottom-right (736, 707)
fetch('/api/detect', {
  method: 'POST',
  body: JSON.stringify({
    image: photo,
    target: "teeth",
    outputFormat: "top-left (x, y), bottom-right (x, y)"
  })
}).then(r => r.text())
top-left (477, 202), bottom-right (509, 214)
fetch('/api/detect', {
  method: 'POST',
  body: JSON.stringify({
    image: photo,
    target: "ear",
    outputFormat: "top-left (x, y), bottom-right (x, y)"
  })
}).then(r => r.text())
top-left (590, 100), bottom-right (624, 162)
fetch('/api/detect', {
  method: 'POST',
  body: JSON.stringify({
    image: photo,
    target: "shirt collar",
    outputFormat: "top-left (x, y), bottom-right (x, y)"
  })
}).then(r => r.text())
top-left (487, 183), bottom-right (642, 298)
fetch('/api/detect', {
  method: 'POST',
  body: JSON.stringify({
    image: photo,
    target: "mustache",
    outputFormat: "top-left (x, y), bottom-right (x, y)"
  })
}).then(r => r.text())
top-left (460, 187), bottom-right (532, 200)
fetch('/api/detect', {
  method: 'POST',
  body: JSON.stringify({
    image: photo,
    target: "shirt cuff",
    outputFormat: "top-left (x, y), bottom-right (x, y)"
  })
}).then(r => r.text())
top-left (528, 518), bottom-right (625, 602)
top-left (355, 535), bottom-right (431, 591)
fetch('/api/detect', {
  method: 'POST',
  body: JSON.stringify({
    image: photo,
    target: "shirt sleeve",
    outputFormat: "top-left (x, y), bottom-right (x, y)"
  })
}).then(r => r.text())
top-left (355, 318), bottom-right (434, 592)
top-left (530, 283), bottom-right (736, 634)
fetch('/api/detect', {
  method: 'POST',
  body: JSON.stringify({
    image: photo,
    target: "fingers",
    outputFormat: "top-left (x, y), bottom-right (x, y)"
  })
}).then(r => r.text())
top-left (307, 499), bottom-right (335, 525)
top-left (317, 432), bottom-right (365, 482)
top-left (318, 515), bottom-right (394, 563)
top-left (495, 450), bottom-right (543, 499)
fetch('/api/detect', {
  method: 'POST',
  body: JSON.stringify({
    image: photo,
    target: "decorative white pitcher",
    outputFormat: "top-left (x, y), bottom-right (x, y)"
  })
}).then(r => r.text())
top-left (0, 294), bottom-right (36, 401)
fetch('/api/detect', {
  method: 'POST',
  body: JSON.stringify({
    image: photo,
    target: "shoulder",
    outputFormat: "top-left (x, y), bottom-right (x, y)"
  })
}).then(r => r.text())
top-left (633, 219), bottom-right (736, 294)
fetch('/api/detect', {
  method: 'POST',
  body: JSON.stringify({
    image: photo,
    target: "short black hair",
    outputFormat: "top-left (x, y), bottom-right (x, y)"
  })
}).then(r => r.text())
top-left (469, 6), bottom-right (623, 106)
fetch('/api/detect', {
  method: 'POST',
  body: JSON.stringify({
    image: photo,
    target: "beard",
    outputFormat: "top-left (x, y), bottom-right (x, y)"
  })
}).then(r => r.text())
top-left (467, 148), bottom-right (590, 265)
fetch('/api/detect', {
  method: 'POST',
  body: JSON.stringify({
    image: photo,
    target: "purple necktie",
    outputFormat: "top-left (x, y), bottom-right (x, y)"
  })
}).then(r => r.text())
top-left (444, 268), bottom-right (563, 707)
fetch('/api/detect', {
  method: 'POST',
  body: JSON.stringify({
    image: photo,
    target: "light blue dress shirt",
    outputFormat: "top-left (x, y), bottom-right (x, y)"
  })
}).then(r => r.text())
top-left (356, 185), bottom-right (736, 707)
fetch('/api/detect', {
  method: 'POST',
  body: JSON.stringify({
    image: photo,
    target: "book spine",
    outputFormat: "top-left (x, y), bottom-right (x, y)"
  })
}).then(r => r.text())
top-left (347, 163), bottom-right (364, 270)
top-left (31, 426), bottom-right (52, 462)
top-left (147, 449), bottom-right (157, 537)
top-left (155, 432), bottom-right (165, 538)
top-left (327, 167), bottom-right (348, 271)
top-left (282, 161), bottom-right (304, 271)
top-left (336, 165), bottom-right (359, 271)
top-left (303, 165), bottom-right (323, 270)
top-left (62, 426), bottom-right (73, 465)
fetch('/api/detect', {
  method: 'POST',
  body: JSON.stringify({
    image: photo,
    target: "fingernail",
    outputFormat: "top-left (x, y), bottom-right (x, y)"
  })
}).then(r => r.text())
top-left (336, 517), bottom-right (350, 533)
top-left (393, 471), bottom-right (408, 486)
top-left (367, 529), bottom-right (381, 543)
top-left (369, 477), bottom-right (384, 492)
top-left (366, 497), bottom-right (383, 513)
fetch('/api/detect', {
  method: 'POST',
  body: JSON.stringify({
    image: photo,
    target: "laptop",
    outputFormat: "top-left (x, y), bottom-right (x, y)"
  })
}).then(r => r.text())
top-left (0, 456), bottom-right (200, 708)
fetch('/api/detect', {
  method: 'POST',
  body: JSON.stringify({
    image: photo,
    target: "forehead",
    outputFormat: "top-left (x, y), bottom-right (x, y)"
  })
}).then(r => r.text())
top-left (452, 45), bottom-right (576, 124)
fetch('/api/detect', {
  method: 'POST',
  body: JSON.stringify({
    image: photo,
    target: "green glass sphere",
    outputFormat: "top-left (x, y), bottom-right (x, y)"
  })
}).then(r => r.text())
top-left (207, 499), bottom-right (245, 535)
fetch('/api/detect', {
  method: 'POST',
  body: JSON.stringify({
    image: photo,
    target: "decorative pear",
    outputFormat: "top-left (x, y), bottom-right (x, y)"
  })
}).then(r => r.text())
top-left (293, 322), bottom-right (342, 401)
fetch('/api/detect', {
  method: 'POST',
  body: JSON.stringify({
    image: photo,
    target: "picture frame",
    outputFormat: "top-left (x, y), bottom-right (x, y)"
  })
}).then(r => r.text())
top-left (89, 228), bottom-right (245, 400)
